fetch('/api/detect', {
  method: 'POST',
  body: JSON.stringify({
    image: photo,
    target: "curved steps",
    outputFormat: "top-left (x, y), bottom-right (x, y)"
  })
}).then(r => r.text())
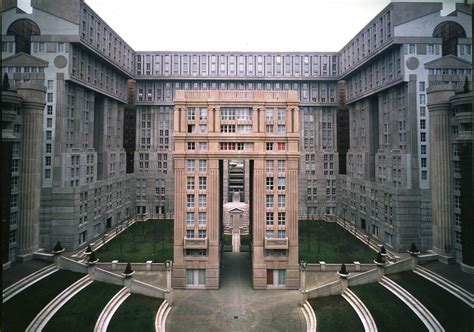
top-left (342, 288), bottom-right (377, 332)
top-left (415, 265), bottom-right (474, 308)
top-left (301, 301), bottom-right (317, 332)
top-left (94, 287), bottom-right (130, 332)
top-left (3, 264), bottom-right (58, 303)
top-left (26, 275), bottom-right (93, 331)
top-left (380, 276), bottom-right (444, 331)
top-left (155, 300), bottom-right (172, 332)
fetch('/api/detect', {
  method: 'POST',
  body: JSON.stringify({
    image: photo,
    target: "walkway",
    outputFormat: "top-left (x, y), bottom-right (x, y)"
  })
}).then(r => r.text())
top-left (3, 259), bottom-right (51, 289)
top-left (166, 252), bottom-right (305, 331)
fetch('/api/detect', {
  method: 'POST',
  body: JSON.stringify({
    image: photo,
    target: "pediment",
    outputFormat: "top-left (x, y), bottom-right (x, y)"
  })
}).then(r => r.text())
top-left (2, 52), bottom-right (49, 67)
top-left (425, 54), bottom-right (472, 69)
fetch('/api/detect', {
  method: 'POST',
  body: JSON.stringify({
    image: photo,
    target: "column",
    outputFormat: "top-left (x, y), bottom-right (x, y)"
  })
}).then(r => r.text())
top-left (16, 84), bottom-right (46, 260)
top-left (429, 101), bottom-right (453, 259)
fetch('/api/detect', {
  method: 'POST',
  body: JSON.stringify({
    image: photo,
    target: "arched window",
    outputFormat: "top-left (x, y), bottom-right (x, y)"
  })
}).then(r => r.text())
top-left (7, 19), bottom-right (40, 54)
top-left (433, 21), bottom-right (466, 56)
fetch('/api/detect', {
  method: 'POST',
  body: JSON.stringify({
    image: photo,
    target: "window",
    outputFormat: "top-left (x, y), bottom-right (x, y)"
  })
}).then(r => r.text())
top-left (277, 125), bottom-right (286, 134)
top-left (266, 125), bottom-right (274, 133)
top-left (199, 142), bottom-right (207, 151)
top-left (47, 93), bottom-right (53, 102)
top-left (419, 94), bottom-right (426, 104)
top-left (266, 195), bottom-right (274, 208)
top-left (199, 160), bottom-right (207, 172)
top-left (199, 177), bottom-right (206, 190)
top-left (419, 81), bottom-right (425, 92)
top-left (420, 106), bottom-right (426, 117)
top-left (265, 108), bottom-right (273, 121)
top-left (187, 194), bottom-right (195, 207)
top-left (10, 194), bottom-right (18, 208)
top-left (266, 142), bottom-right (274, 151)
top-left (186, 230), bottom-right (195, 238)
top-left (266, 212), bottom-right (274, 225)
top-left (372, 224), bottom-right (379, 237)
top-left (278, 212), bottom-right (286, 225)
top-left (278, 195), bottom-right (285, 207)
top-left (45, 156), bottom-right (51, 166)
top-left (47, 118), bottom-right (52, 128)
top-left (420, 119), bottom-right (426, 130)
top-left (46, 131), bottom-right (52, 140)
top-left (187, 160), bottom-right (195, 172)
top-left (47, 80), bottom-right (53, 90)
top-left (187, 142), bottom-right (195, 150)
top-left (199, 194), bottom-right (206, 208)
top-left (421, 157), bottom-right (427, 168)
top-left (47, 105), bottom-right (53, 115)
top-left (199, 108), bottom-right (207, 121)
top-left (199, 230), bottom-right (206, 238)
top-left (266, 177), bottom-right (274, 190)
top-left (278, 160), bottom-right (286, 173)
top-left (421, 145), bottom-right (426, 155)
top-left (277, 177), bottom-right (286, 190)
top-left (420, 132), bottom-right (426, 142)
top-left (277, 142), bottom-right (286, 151)
top-left (266, 160), bottom-right (273, 173)
top-left (409, 44), bottom-right (415, 54)
top-left (9, 230), bottom-right (16, 244)
top-left (187, 212), bottom-right (195, 225)
top-left (278, 230), bottom-right (286, 239)
top-left (278, 108), bottom-right (286, 121)
top-left (187, 108), bottom-right (195, 120)
top-left (57, 42), bottom-right (65, 52)
top-left (199, 124), bottom-right (207, 133)
top-left (199, 212), bottom-right (206, 225)
top-left (421, 170), bottom-right (427, 180)
top-left (187, 269), bottom-right (205, 286)
top-left (187, 177), bottom-right (195, 190)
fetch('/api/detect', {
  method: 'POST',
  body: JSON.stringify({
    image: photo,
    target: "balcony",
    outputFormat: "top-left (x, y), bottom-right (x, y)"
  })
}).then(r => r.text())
top-left (184, 237), bottom-right (208, 249)
top-left (265, 237), bottom-right (288, 250)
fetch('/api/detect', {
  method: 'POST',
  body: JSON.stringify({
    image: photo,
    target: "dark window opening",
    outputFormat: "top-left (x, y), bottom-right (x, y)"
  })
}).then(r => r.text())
top-left (433, 21), bottom-right (466, 56)
top-left (7, 19), bottom-right (40, 54)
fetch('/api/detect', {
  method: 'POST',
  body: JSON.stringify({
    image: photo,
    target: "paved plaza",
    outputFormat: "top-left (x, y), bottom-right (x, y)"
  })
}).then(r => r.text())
top-left (166, 252), bottom-right (305, 331)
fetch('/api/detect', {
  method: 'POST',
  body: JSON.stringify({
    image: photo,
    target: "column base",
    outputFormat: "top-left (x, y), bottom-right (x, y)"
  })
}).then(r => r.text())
top-left (460, 262), bottom-right (474, 274)
top-left (16, 252), bottom-right (34, 262)
top-left (437, 253), bottom-right (456, 264)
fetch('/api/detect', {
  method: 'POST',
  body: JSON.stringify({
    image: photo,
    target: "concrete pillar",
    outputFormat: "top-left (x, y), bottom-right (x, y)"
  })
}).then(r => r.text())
top-left (428, 92), bottom-right (455, 260)
top-left (16, 84), bottom-right (46, 261)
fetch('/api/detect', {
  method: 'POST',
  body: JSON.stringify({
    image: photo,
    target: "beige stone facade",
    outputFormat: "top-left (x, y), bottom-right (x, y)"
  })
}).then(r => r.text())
top-left (172, 90), bottom-right (300, 289)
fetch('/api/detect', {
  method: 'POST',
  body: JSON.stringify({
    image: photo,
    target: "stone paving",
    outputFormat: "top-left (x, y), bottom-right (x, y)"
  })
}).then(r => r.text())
top-left (421, 261), bottom-right (474, 293)
top-left (166, 252), bottom-right (305, 331)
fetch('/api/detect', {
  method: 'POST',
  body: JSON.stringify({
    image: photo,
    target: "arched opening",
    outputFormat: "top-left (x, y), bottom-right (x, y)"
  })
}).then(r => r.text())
top-left (7, 19), bottom-right (40, 54)
top-left (433, 21), bottom-right (466, 56)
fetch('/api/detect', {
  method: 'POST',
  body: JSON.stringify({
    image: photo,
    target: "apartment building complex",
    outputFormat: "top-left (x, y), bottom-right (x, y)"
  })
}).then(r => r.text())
top-left (2, 0), bottom-right (472, 284)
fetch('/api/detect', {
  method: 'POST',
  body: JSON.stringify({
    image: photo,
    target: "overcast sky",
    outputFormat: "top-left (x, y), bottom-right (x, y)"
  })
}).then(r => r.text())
top-left (17, 0), bottom-right (462, 52)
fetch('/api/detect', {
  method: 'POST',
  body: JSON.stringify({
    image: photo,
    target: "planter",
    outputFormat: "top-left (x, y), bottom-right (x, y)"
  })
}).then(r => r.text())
top-left (374, 260), bottom-right (385, 267)
top-left (337, 271), bottom-right (350, 279)
top-left (88, 259), bottom-right (99, 266)
top-left (123, 270), bottom-right (135, 278)
top-left (52, 248), bottom-right (65, 255)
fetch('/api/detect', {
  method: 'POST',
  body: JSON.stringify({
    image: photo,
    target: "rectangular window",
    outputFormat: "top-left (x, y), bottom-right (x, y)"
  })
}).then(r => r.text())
top-left (187, 194), bottom-right (195, 207)
top-left (199, 194), bottom-right (206, 208)
top-left (47, 93), bottom-right (53, 102)
top-left (187, 177), bottom-right (195, 190)
top-left (419, 81), bottom-right (425, 92)
top-left (266, 125), bottom-right (274, 133)
top-left (187, 142), bottom-right (195, 150)
top-left (187, 108), bottom-right (195, 120)
top-left (421, 157), bottom-right (427, 168)
top-left (45, 156), bottom-right (51, 166)
top-left (266, 142), bottom-right (274, 151)
top-left (277, 125), bottom-right (286, 134)
top-left (420, 94), bottom-right (426, 104)
top-left (199, 230), bottom-right (206, 238)
top-left (187, 212), bottom-right (195, 225)
top-left (420, 132), bottom-right (426, 142)
top-left (277, 177), bottom-right (286, 190)
top-left (421, 145), bottom-right (426, 155)
top-left (266, 212), bottom-right (274, 225)
top-left (278, 195), bottom-right (285, 207)
top-left (186, 230), bottom-right (195, 238)
top-left (278, 212), bottom-right (286, 225)
top-left (420, 106), bottom-right (426, 117)
top-left (199, 108), bottom-right (207, 121)
top-left (278, 160), bottom-right (286, 173)
top-left (199, 142), bottom-right (207, 151)
top-left (421, 170), bottom-right (427, 180)
top-left (277, 142), bottom-right (286, 151)
top-left (266, 195), bottom-right (274, 208)
top-left (199, 160), bottom-right (207, 172)
top-left (187, 160), bottom-right (195, 172)
top-left (199, 212), bottom-right (206, 225)
top-left (266, 177), bottom-right (274, 190)
top-left (265, 109), bottom-right (273, 121)
top-left (266, 160), bottom-right (274, 173)
top-left (420, 119), bottom-right (426, 130)
top-left (199, 177), bottom-right (207, 190)
top-left (278, 108), bottom-right (286, 121)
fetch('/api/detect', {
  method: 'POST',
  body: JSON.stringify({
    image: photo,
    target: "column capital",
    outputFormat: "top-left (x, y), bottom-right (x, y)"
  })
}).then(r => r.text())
top-left (427, 102), bottom-right (451, 113)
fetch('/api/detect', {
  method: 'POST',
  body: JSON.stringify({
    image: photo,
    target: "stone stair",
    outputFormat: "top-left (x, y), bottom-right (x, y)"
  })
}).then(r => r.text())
top-left (94, 286), bottom-right (130, 332)
top-left (342, 288), bottom-right (377, 331)
top-left (301, 301), bottom-right (317, 332)
top-left (26, 275), bottom-right (93, 331)
top-left (415, 265), bottom-right (474, 308)
top-left (155, 300), bottom-right (172, 332)
top-left (3, 264), bottom-right (58, 303)
top-left (379, 276), bottom-right (444, 331)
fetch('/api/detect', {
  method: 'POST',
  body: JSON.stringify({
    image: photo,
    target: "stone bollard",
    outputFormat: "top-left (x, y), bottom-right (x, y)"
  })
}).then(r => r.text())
top-left (354, 261), bottom-right (361, 272)
top-left (112, 260), bottom-right (118, 271)
top-left (320, 261), bottom-right (326, 272)
top-left (146, 260), bottom-right (152, 271)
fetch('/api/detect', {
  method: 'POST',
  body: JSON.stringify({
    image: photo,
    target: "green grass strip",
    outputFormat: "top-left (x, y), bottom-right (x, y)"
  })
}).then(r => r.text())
top-left (388, 271), bottom-right (474, 331)
top-left (43, 281), bottom-right (122, 332)
top-left (299, 220), bottom-right (375, 263)
top-left (3, 270), bottom-right (85, 332)
top-left (309, 295), bottom-right (364, 332)
top-left (97, 219), bottom-right (173, 263)
top-left (107, 294), bottom-right (164, 332)
top-left (351, 283), bottom-right (427, 331)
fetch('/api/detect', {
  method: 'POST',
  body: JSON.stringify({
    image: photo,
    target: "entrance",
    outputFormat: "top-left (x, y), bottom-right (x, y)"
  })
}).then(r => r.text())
top-left (106, 217), bottom-right (112, 229)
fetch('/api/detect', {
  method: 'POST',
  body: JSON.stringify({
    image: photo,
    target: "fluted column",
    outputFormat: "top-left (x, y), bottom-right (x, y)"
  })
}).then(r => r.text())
top-left (16, 84), bottom-right (46, 260)
top-left (429, 101), bottom-right (453, 257)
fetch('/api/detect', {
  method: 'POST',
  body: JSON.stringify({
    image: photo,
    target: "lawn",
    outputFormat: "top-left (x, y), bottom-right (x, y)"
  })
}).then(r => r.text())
top-left (309, 295), bottom-right (363, 332)
top-left (222, 234), bottom-right (250, 246)
top-left (388, 271), bottom-right (474, 331)
top-left (3, 270), bottom-right (85, 332)
top-left (97, 219), bottom-right (173, 263)
top-left (107, 294), bottom-right (163, 331)
top-left (43, 281), bottom-right (123, 332)
top-left (299, 220), bottom-right (375, 263)
top-left (351, 283), bottom-right (427, 332)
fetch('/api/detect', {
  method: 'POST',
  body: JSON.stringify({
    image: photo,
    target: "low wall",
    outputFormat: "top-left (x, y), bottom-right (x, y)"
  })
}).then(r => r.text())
top-left (306, 280), bottom-right (342, 299)
top-left (417, 253), bottom-right (438, 264)
top-left (129, 278), bottom-right (166, 299)
top-left (306, 262), bottom-right (376, 273)
top-left (347, 268), bottom-right (380, 287)
top-left (384, 257), bottom-right (413, 275)
top-left (33, 252), bottom-right (55, 262)
top-left (95, 261), bottom-right (165, 272)
top-left (91, 267), bottom-right (125, 286)
top-left (58, 256), bottom-right (88, 274)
